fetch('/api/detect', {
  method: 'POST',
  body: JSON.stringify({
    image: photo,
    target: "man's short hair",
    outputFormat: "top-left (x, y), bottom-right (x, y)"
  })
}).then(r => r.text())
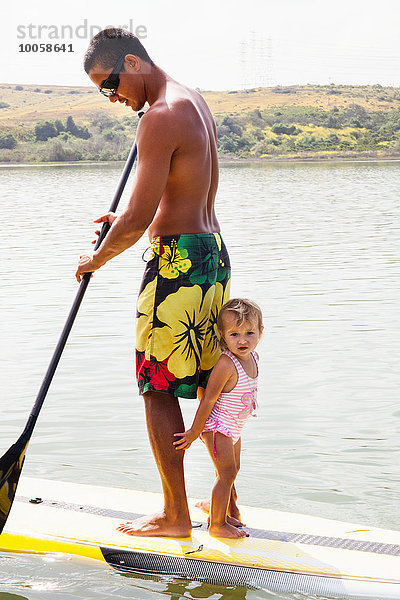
top-left (84, 28), bottom-right (153, 74)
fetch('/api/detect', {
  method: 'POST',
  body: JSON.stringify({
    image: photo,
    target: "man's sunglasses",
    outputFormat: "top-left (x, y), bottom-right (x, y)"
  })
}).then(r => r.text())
top-left (99, 54), bottom-right (126, 97)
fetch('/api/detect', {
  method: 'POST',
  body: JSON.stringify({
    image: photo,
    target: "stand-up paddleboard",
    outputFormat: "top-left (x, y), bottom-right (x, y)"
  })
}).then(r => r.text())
top-left (1, 478), bottom-right (400, 599)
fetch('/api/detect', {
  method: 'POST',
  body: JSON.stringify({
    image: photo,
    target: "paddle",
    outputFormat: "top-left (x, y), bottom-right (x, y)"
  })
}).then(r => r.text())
top-left (0, 117), bottom-right (143, 534)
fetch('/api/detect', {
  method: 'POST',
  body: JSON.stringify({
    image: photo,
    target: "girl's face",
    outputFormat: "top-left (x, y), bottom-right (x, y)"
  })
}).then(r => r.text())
top-left (220, 312), bottom-right (263, 359)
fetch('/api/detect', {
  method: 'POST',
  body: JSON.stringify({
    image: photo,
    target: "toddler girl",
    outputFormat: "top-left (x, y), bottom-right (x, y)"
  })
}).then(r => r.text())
top-left (174, 298), bottom-right (263, 539)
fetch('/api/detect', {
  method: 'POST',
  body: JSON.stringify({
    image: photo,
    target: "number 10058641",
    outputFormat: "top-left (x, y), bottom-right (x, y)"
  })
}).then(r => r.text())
top-left (19, 44), bottom-right (74, 52)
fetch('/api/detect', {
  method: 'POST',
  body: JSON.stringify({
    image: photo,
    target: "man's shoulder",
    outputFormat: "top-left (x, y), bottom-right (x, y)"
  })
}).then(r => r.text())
top-left (136, 103), bottom-right (178, 147)
top-left (139, 102), bottom-right (173, 126)
top-left (138, 86), bottom-right (213, 147)
top-left (146, 91), bottom-right (204, 119)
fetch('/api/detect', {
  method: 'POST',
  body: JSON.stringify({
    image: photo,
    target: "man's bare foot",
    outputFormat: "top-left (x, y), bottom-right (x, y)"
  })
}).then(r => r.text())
top-left (208, 522), bottom-right (249, 539)
top-left (116, 512), bottom-right (191, 538)
top-left (196, 499), bottom-right (245, 527)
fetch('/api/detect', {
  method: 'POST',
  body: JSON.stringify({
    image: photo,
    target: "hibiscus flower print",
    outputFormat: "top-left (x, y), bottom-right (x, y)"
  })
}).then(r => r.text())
top-left (150, 238), bottom-right (192, 279)
top-left (151, 285), bottom-right (217, 379)
top-left (140, 354), bottom-right (176, 391)
top-left (200, 280), bottom-right (231, 371)
top-left (136, 277), bottom-right (157, 355)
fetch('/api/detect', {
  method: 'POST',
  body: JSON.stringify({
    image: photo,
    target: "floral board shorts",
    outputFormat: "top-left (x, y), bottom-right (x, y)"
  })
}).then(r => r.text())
top-left (136, 233), bottom-right (231, 399)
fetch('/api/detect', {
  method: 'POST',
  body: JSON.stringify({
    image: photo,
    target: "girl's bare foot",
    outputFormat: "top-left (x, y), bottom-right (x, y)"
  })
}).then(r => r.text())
top-left (208, 522), bottom-right (249, 539)
top-left (196, 499), bottom-right (245, 527)
top-left (195, 499), bottom-right (211, 513)
top-left (226, 515), bottom-right (244, 527)
top-left (207, 514), bottom-right (244, 529)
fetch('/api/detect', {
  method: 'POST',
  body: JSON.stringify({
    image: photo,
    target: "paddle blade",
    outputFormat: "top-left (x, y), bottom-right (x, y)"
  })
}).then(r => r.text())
top-left (0, 436), bottom-right (29, 534)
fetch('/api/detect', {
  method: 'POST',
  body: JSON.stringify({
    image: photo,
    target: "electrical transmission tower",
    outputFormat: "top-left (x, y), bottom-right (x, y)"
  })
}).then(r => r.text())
top-left (240, 31), bottom-right (273, 90)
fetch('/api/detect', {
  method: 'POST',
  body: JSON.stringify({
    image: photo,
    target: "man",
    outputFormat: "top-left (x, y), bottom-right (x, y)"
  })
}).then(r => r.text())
top-left (76, 28), bottom-right (230, 537)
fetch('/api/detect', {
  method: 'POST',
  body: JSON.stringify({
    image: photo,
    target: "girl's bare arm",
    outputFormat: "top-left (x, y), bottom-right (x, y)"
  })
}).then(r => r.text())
top-left (173, 355), bottom-right (235, 450)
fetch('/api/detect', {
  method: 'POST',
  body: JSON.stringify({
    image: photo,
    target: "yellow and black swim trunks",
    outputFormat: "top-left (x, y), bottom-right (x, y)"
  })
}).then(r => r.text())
top-left (136, 233), bottom-right (231, 399)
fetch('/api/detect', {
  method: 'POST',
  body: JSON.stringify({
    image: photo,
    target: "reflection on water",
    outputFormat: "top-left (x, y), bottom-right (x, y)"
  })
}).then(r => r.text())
top-left (0, 551), bottom-right (275, 600)
top-left (0, 160), bottom-right (399, 599)
top-left (120, 572), bottom-right (251, 600)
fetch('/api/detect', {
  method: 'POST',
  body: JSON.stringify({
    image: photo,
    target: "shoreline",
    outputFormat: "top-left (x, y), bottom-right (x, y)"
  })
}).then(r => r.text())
top-left (1, 155), bottom-right (400, 168)
top-left (219, 156), bottom-right (400, 165)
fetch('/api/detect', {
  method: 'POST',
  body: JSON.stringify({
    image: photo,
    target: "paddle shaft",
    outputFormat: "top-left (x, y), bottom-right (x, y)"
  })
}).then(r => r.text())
top-left (22, 139), bottom-right (138, 438)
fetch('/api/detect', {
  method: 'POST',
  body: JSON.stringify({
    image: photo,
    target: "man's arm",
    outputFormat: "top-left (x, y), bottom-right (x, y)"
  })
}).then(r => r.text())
top-left (76, 110), bottom-right (175, 282)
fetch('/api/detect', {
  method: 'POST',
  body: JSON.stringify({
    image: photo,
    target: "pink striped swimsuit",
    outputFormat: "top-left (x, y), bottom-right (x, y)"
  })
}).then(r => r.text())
top-left (203, 350), bottom-right (258, 455)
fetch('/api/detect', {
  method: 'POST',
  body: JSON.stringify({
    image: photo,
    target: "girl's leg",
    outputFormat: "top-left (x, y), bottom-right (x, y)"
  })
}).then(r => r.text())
top-left (228, 438), bottom-right (244, 524)
top-left (202, 431), bottom-right (248, 538)
top-left (196, 434), bottom-right (244, 526)
top-left (195, 495), bottom-right (243, 526)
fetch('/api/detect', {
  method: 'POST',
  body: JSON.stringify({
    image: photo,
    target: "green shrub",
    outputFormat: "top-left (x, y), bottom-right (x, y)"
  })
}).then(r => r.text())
top-left (90, 111), bottom-right (118, 131)
top-left (220, 115), bottom-right (243, 136)
top-left (54, 119), bottom-right (65, 133)
top-left (35, 121), bottom-right (58, 141)
top-left (65, 116), bottom-right (91, 139)
top-left (102, 129), bottom-right (117, 141)
top-left (44, 140), bottom-right (83, 161)
top-left (218, 135), bottom-right (237, 154)
top-left (271, 123), bottom-right (299, 135)
top-left (272, 87), bottom-right (295, 94)
top-left (0, 133), bottom-right (17, 149)
top-left (252, 140), bottom-right (279, 156)
top-left (0, 148), bottom-right (24, 162)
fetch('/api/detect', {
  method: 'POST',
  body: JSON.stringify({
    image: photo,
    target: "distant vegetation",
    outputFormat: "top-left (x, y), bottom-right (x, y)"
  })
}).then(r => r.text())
top-left (1, 84), bottom-right (400, 162)
top-left (0, 112), bottom-right (139, 162)
top-left (214, 104), bottom-right (400, 158)
top-left (34, 116), bottom-right (90, 142)
top-left (0, 133), bottom-right (17, 149)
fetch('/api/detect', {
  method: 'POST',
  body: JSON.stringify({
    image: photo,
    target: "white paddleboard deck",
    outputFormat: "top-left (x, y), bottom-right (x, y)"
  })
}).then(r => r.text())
top-left (1, 477), bottom-right (400, 599)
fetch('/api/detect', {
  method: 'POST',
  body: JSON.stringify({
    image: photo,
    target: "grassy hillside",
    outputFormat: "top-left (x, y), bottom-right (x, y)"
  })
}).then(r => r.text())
top-left (1, 83), bottom-right (400, 125)
top-left (1, 83), bottom-right (400, 161)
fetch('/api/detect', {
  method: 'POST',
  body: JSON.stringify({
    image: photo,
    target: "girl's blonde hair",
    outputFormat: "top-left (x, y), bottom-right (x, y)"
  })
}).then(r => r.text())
top-left (217, 298), bottom-right (263, 350)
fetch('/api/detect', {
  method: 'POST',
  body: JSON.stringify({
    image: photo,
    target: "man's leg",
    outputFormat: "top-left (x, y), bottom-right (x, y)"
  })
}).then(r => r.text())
top-left (117, 391), bottom-right (192, 537)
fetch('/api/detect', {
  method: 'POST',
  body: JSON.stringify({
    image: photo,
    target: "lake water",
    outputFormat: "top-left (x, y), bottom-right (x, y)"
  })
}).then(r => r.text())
top-left (0, 160), bottom-right (399, 600)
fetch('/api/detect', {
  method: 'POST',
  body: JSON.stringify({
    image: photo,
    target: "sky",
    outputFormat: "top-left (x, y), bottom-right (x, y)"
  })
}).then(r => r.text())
top-left (1, 0), bottom-right (400, 90)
